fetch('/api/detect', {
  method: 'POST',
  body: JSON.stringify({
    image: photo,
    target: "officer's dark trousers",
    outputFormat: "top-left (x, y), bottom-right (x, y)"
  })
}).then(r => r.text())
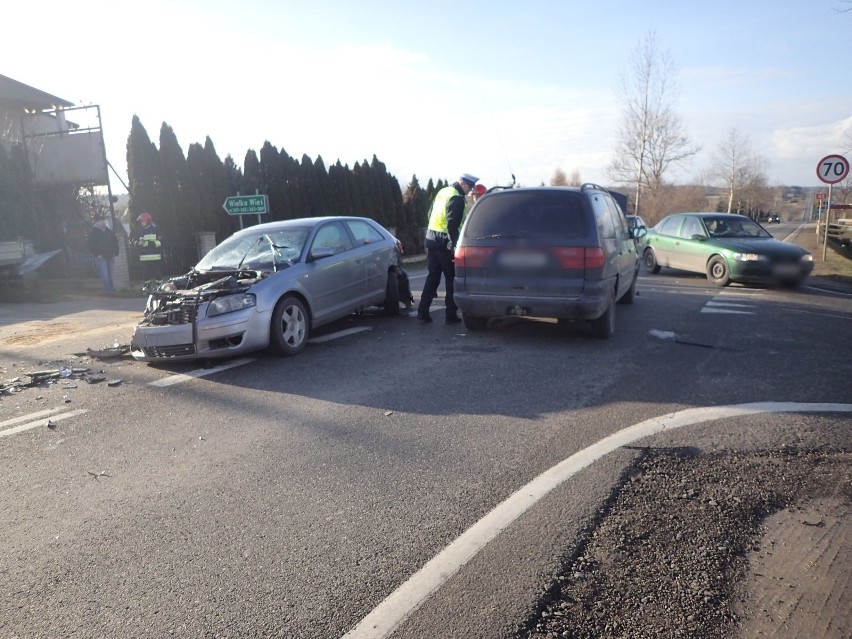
top-left (418, 247), bottom-right (457, 319)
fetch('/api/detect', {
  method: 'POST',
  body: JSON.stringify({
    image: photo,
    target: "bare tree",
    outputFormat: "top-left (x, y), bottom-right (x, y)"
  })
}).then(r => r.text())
top-left (642, 184), bottom-right (708, 225)
top-left (709, 128), bottom-right (770, 216)
top-left (550, 167), bottom-right (568, 186)
top-left (549, 167), bottom-right (582, 187)
top-left (835, 129), bottom-right (852, 204)
top-left (607, 31), bottom-right (699, 216)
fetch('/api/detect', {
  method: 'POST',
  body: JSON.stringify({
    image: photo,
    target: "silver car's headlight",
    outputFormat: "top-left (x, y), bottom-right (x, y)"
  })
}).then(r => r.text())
top-left (207, 293), bottom-right (256, 317)
top-left (732, 253), bottom-right (768, 262)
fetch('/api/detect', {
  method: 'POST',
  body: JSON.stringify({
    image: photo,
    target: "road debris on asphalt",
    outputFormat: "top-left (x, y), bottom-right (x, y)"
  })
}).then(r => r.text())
top-left (1, 357), bottom-right (128, 398)
top-left (83, 343), bottom-right (131, 359)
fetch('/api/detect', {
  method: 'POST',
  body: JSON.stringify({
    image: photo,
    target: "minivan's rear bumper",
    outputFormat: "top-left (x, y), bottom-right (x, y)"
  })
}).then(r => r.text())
top-left (454, 281), bottom-right (610, 321)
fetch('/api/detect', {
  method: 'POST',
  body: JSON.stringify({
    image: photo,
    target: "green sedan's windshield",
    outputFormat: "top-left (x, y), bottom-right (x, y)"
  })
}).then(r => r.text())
top-left (196, 227), bottom-right (310, 270)
top-left (702, 217), bottom-right (771, 239)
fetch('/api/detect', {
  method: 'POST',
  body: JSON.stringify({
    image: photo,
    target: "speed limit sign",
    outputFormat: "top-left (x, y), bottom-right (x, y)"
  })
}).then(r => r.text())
top-left (816, 154), bottom-right (850, 184)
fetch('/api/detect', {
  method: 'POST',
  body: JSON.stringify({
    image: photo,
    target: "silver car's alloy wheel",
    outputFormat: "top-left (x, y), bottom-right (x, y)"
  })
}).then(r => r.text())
top-left (271, 295), bottom-right (309, 356)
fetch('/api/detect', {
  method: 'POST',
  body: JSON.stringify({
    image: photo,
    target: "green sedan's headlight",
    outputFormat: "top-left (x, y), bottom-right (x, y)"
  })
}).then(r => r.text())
top-left (207, 293), bottom-right (256, 317)
top-left (732, 253), bottom-right (768, 262)
top-left (801, 253), bottom-right (814, 262)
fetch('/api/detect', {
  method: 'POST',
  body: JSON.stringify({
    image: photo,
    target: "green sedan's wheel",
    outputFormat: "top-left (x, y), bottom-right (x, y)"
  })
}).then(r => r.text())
top-left (643, 248), bottom-right (661, 274)
top-left (706, 255), bottom-right (731, 287)
top-left (270, 295), bottom-right (309, 356)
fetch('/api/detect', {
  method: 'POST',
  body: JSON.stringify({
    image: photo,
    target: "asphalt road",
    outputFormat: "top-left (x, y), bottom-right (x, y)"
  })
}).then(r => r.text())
top-left (1, 270), bottom-right (850, 638)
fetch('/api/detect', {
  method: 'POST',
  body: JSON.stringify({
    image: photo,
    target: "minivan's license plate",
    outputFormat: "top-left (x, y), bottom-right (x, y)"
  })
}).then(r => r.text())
top-left (498, 251), bottom-right (547, 268)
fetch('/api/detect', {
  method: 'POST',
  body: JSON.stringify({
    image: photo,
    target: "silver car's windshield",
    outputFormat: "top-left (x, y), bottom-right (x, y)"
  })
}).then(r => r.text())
top-left (196, 227), bottom-right (310, 270)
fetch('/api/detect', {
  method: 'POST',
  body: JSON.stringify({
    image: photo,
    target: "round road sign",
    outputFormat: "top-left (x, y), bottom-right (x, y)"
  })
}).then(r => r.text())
top-left (816, 154), bottom-right (850, 184)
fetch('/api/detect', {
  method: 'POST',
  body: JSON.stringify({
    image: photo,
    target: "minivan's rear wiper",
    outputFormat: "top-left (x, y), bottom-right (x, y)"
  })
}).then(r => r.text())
top-left (475, 234), bottom-right (524, 240)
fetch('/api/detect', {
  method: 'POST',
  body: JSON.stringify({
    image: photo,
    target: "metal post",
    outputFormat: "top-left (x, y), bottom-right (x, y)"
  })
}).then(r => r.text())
top-left (815, 199), bottom-right (822, 235)
top-left (236, 191), bottom-right (244, 230)
top-left (822, 183), bottom-right (833, 261)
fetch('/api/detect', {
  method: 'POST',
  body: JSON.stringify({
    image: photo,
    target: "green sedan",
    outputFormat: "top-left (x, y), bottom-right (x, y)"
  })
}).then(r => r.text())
top-left (642, 213), bottom-right (814, 287)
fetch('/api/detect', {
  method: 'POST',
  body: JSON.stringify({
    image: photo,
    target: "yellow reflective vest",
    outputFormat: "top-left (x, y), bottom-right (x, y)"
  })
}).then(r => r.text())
top-left (137, 228), bottom-right (162, 262)
top-left (427, 186), bottom-right (460, 234)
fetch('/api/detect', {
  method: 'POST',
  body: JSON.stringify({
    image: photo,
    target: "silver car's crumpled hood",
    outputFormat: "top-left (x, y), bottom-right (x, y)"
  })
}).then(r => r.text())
top-left (139, 269), bottom-right (264, 327)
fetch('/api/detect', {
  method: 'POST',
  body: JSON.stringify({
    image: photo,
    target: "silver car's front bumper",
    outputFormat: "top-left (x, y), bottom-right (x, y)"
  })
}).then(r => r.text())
top-left (130, 305), bottom-right (273, 361)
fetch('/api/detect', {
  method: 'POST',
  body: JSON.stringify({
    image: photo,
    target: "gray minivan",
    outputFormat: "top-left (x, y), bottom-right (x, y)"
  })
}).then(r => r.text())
top-left (453, 184), bottom-right (645, 338)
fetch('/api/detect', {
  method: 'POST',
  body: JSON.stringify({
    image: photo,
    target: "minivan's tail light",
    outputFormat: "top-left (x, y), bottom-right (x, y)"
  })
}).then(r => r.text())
top-left (583, 247), bottom-right (606, 269)
top-left (552, 247), bottom-right (606, 269)
top-left (552, 247), bottom-right (585, 269)
top-left (455, 246), bottom-right (493, 269)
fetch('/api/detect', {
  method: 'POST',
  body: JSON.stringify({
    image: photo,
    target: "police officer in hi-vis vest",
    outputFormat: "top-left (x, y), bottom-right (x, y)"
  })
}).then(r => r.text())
top-left (133, 212), bottom-right (163, 283)
top-left (417, 173), bottom-right (478, 324)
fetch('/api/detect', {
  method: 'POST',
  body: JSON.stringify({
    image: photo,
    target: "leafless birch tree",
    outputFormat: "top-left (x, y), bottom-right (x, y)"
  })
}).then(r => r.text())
top-left (607, 31), bottom-right (699, 216)
top-left (710, 127), bottom-right (771, 216)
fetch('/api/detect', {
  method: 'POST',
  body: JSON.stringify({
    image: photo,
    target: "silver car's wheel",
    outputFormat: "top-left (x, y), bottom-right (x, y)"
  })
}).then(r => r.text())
top-left (270, 295), bottom-right (309, 356)
top-left (383, 269), bottom-right (400, 316)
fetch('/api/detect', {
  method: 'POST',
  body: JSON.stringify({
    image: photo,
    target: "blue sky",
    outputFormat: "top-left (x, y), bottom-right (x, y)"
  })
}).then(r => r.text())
top-left (4, 0), bottom-right (851, 193)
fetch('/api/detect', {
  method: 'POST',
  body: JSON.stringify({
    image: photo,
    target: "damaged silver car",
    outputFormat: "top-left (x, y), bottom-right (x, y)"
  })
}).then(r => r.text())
top-left (130, 216), bottom-right (402, 361)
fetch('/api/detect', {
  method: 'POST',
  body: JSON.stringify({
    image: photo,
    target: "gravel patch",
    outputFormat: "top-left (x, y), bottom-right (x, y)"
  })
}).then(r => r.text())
top-left (515, 446), bottom-right (851, 638)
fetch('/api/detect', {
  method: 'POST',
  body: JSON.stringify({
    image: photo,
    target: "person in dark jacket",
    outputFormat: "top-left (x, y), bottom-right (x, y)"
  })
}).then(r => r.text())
top-left (417, 173), bottom-right (478, 323)
top-left (87, 213), bottom-right (120, 296)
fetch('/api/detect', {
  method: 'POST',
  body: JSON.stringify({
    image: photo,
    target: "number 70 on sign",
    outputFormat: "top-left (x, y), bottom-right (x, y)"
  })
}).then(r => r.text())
top-left (816, 154), bottom-right (849, 184)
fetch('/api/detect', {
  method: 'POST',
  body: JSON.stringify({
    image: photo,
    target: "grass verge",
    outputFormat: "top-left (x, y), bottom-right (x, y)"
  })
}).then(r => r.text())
top-left (787, 225), bottom-right (852, 285)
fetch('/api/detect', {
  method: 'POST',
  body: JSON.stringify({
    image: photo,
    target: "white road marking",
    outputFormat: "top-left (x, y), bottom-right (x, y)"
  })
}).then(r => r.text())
top-left (705, 300), bottom-right (757, 308)
top-left (803, 284), bottom-right (852, 297)
top-left (309, 326), bottom-right (372, 344)
top-left (147, 327), bottom-right (375, 387)
top-left (0, 408), bottom-right (89, 438)
top-left (149, 357), bottom-right (255, 387)
top-left (701, 307), bottom-right (755, 315)
top-left (344, 402), bottom-right (852, 639)
top-left (701, 299), bottom-right (757, 315)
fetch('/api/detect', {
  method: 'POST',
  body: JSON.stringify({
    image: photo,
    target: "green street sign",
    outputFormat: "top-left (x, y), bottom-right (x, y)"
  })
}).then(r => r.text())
top-left (223, 194), bottom-right (268, 216)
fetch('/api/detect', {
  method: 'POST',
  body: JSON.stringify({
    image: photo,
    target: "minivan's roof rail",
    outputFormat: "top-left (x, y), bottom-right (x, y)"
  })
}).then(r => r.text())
top-left (485, 173), bottom-right (517, 194)
top-left (580, 182), bottom-right (607, 192)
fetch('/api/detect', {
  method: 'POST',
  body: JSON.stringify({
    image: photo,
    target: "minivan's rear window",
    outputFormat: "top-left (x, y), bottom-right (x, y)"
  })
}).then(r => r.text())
top-left (464, 191), bottom-right (587, 239)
